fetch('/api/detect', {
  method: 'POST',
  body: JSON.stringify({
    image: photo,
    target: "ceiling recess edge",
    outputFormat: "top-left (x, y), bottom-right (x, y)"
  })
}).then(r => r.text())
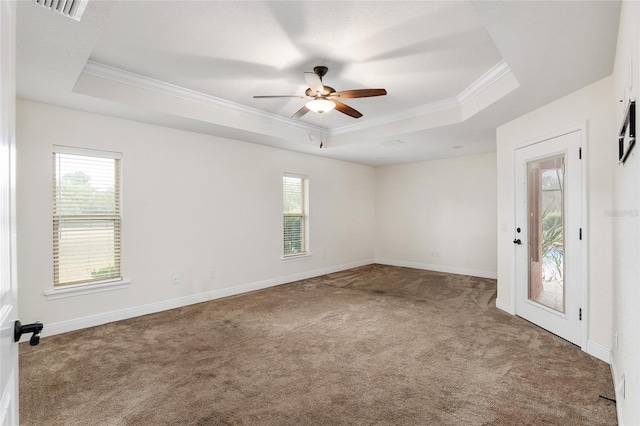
top-left (79, 58), bottom-right (517, 139)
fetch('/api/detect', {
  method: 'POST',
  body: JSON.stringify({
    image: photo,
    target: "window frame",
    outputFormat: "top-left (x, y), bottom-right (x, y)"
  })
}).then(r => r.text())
top-left (282, 173), bottom-right (310, 260)
top-left (49, 145), bottom-right (128, 298)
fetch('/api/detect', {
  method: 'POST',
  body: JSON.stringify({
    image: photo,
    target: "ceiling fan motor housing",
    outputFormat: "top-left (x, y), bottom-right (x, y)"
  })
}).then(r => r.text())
top-left (305, 86), bottom-right (335, 97)
top-left (314, 66), bottom-right (329, 79)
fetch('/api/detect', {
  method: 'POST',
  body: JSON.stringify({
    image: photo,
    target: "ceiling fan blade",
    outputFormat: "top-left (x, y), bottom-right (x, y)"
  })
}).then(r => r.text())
top-left (331, 88), bottom-right (387, 99)
top-left (304, 72), bottom-right (324, 95)
top-left (333, 100), bottom-right (363, 119)
top-left (291, 105), bottom-right (310, 120)
top-left (254, 95), bottom-right (306, 98)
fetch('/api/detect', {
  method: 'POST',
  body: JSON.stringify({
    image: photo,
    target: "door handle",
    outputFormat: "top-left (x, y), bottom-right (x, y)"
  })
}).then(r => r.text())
top-left (14, 320), bottom-right (43, 346)
top-left (513, 239), bottom-right (522, 245)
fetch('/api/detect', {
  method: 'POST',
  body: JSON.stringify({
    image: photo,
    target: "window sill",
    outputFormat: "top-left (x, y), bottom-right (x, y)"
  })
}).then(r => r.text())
top-left (44, 278), bottom-right (131, 300)
top-left (281, 253), bottom-right (313, 263)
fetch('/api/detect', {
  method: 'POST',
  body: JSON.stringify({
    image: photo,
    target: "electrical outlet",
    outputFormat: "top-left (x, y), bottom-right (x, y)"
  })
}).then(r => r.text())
top-left (430, 251), bottom-right (441, 258)
top-left (171, 274), bottom-right (180, 285)
top-left (209, 270), bottom-right (216, 279)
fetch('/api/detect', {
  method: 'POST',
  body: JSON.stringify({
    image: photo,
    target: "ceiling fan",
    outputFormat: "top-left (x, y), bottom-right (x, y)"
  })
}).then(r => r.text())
top-left (253, 66), bottom-right (387, 120)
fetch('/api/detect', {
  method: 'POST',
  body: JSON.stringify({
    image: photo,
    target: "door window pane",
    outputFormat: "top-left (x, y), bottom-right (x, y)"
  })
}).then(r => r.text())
top-left (527, 155), bottom-right (564, 312)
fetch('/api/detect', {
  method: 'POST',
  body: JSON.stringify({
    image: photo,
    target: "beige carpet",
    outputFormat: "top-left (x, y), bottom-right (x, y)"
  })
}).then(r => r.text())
top-left (20, 264), bottom-right (616, 425)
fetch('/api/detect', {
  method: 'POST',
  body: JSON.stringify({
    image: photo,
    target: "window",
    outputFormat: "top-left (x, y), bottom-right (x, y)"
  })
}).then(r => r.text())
top-left (283, 173), bottom-right (309, 257)
top-left (53, 146), bottom-right (122, 287)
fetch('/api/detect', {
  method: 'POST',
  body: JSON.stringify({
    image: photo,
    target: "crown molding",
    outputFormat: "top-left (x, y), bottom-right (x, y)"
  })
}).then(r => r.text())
top-left (330, 59), bottom-right (513, 136)
top-left (329, 97), bottom-right (460, 136)
top-left (82, 60), bottom-right (320, 134)
top-left (81, 59), bottom-right (513, 139)
top-left (457, 59), bottom-right (511, 105)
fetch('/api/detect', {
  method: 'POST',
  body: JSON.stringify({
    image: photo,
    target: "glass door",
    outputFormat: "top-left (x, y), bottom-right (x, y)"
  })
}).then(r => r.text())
top-left (527, 155), bottom-right (565, 313)
top-left (514, 130), bottom-right (583, 346)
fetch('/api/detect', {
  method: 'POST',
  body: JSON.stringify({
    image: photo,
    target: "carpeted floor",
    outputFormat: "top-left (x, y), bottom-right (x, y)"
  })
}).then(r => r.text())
top-left (19, 264), bottom-right (617, 425)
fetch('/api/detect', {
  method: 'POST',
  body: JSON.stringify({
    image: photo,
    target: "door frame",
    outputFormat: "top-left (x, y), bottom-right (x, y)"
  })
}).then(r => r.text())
top-left (509, 123), bottom-right (589, 351)
top-left (0, 0), bottom-right (18, 423)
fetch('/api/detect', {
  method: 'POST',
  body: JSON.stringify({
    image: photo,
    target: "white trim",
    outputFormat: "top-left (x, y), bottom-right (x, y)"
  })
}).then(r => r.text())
top-left (82, 59), bottom-right (513, 139)
top-left (457, 60), bottom-right (511, 105)
top-left (37, 259), bottom-right (374, 339)
top-left (44, 278), bottom-right (131, 300)
top-left (53, 144), bottom-right (122, 159)
top-left (82, 61), bottom-right (320, 134)
top-left (510, 143), bottom-right (518, 318)
top-left (330, 60), bottom-right (513, 135)
top-left (508, 123), bottom-right (586, 152)
top-left (283, 172), bottom-right (308, 179)
top-left (71, 0), bottom-right (89, 21)
top-left (375, 258), bottom-right (497, 279)
top-left (329, 97), bottom-right (459, 136)
top-left (281, 253), bottom-right (312, 262)
top-left (585, 339), bottom-right (610, 364)
top-left (610, 351), bottom-right (624, 425)
top-left (0, 2), bottom-right (18, 423)
top-left (0, 371), bottom-right (15, 426)
top-left (495, 298), bottom-right (514, 314)
top-left (32, 290), bottom-right (210, 341)
top-left (579, 123), bottom-right (589, 354)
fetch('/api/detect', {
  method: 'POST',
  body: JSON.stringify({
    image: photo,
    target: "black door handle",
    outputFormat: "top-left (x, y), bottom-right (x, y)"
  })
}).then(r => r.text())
top-left (14, 320), bottom-right (43, 346)
top-left (513, 239), bottom-right (522, 245)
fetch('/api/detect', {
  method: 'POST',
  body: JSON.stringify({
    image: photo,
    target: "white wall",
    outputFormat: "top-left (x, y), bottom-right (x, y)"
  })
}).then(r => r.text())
top-left (496, 75), bottom-right (615, 362)
top-left (16, 100), bottom-right (375, 333)
top-left (375, 153), bottom-right (497, 279)
top-left (611, 1), bottom-right (640, 424)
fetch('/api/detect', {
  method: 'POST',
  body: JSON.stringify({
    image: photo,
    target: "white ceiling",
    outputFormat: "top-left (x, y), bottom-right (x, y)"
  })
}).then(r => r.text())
top-left (16, 0), bottom-right (621, 166)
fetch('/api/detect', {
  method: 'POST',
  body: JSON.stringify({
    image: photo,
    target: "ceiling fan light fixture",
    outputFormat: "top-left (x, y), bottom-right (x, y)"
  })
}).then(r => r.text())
top-left (306, 98), bottom-right (336, 114)
top-left (255, 66), bottom-right (386, 119)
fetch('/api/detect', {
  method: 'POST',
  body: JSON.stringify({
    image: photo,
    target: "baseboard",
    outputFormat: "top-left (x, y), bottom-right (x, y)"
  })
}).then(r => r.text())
top-left (495, 298), bottom-right (514, 314)
top-left (375, 258), bottom-right (497, 279)
top-left (40, 258), bottom-right (375, 339)
top-left (41, 291), bottom-right (212, 338)
top-left (610, 350), bottom-right (624, 425)
top-left (205, 258), bottom-right (374, 301)
top-left (585, 340), bottom-right (611, 364)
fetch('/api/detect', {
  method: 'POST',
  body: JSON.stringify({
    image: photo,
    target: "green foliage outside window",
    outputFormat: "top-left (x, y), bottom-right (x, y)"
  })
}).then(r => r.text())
top-left (542, 210), bottom-right (563, 283)
top-left (284, 216), bottom-right (303, 255)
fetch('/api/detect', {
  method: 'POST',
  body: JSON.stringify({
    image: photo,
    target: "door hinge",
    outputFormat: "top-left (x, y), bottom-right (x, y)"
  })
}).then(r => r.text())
top-left (579, 228), bottom-right (582, 240)
top-left (579, 147), bottom-right (582, 159)
top-left (579, 308), bottom-right (582, 321)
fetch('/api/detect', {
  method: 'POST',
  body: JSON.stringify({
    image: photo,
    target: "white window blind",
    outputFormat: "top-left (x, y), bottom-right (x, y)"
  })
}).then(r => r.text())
top-left (53, 147), bottom-right (122, 287)
top-left (283, 173), bottom-right (309, 257)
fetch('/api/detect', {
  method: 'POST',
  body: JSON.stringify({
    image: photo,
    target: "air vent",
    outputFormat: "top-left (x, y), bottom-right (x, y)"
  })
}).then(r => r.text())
top-left (32, 0), bottom-right (88, 21)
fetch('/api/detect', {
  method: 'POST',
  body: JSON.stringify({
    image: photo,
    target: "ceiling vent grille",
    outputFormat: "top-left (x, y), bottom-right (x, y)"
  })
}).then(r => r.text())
top-left (32, 0), bottom-right (88, 21)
